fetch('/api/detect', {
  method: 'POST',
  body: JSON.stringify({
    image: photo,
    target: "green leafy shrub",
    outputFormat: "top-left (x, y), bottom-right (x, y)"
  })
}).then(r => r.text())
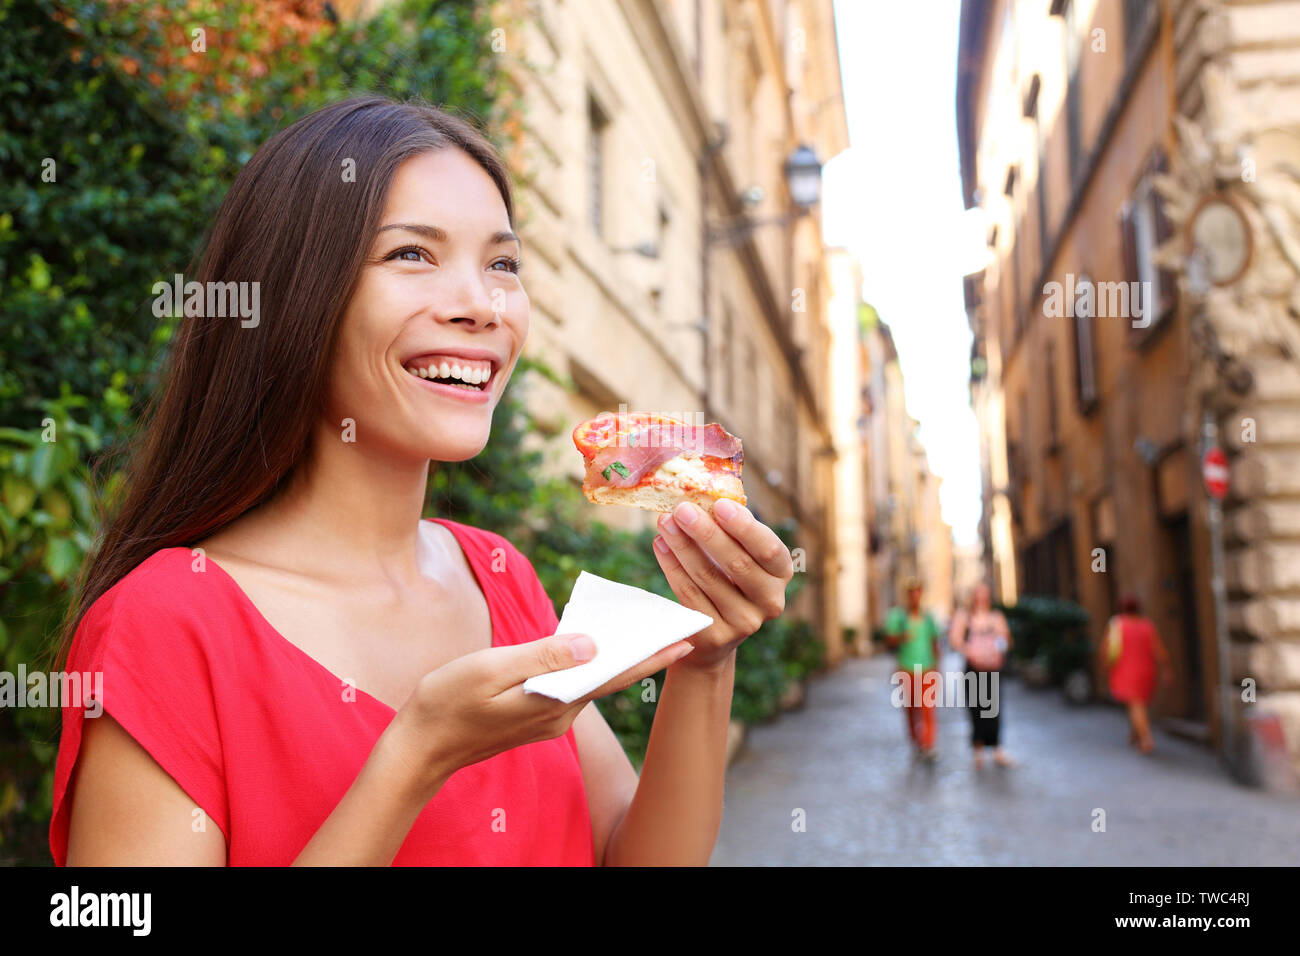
top-left (999, 594), bottom-right (1090, 685)
top-left (0, 0), bottom-right (502, 864)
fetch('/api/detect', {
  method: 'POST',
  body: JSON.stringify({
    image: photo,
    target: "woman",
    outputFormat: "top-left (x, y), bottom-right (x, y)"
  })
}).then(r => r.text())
top-left (1103, 594), bottom-right (1172, 755)
top-left (49, 96), bottom-right (794, 866)
top-left (949, 583), bottom-right (1014, 769)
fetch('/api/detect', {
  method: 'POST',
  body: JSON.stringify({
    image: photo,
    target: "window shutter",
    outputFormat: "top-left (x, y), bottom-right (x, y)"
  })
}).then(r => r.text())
top-left (1119, 199), bottom-right (1140, 344)
top-left (1073, 275), bottom-right (1098, 410)
top-left (1119, 200), bottom-right (1138, 286)
top-left (1150, 147), bottom-right (1179, 319)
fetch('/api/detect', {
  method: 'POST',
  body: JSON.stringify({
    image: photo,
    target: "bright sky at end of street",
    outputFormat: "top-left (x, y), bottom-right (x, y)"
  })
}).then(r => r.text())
top-left (822, 0), bottom-right (988, 547)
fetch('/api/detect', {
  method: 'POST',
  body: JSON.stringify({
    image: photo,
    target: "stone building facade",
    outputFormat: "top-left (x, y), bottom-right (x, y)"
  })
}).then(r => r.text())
top-left (858, 306), bottom-right (954, 632)
top-left (489, 0), bottom-right (850, 652)
top-left (959, 0), bottom-right (1300, 779)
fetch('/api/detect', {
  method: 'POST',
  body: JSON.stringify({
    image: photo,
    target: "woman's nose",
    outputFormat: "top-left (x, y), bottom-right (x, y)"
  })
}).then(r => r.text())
top-left (435, 265), bottom-right (499, 328)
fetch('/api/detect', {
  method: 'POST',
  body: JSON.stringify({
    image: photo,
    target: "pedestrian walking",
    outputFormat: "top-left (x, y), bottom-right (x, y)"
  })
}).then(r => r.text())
top-left (949, 583), bottom-right (1015, 769)
top-left (884, 578), bottom-right (940, 760)
top-left (1103, 594), bottom-right (1173, 755)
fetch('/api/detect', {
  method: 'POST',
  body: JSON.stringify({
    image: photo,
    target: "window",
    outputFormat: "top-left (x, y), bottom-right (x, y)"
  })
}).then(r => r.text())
top-left (1018, 392), bottom-right (1030, 480)
top-left (722, 304), bottom-right (734, 409)
top-left (587, 94), bottom-right (609, 237)
top-left (1012, 214), bottom-right (1026, 341)
top-left (1122, 0), bottom-right (1157, 64)
top-left (1063, 0), bottom-right (1084, 187)
top-left (1120, 147), bottom-right (1178, 338)
top-left (1024, 75), bottom-right (1050, 268)
top-left (1072, 273), bottom-right (1099, 410)
top-left (651, 202), bottom-right (670, 313)
top-left (1005, 162), bottom-right (1024, 343)
top-left (1045, 340), bottom-right (1060, 450)
top-left (744, 338), bottom-right (757, 429)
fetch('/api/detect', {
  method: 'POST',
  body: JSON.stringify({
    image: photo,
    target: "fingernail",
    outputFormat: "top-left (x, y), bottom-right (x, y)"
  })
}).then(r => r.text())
top-left (653, 535), bottom-right (669, 554)
top-left (568, 635), bottom-right (597, 661)
top-left (660, 515), bottom-right (679, 536)
top-left (715, 498), bottom-right (737, 521)
top-left (672, 643), bottom-right (696, 660)
top-left (676, 503), bottom-right (699, 526)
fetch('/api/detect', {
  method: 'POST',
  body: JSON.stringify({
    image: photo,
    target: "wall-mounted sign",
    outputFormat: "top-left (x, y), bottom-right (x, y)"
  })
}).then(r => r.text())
top-left (1186, 194), bottom-right (1253, 287)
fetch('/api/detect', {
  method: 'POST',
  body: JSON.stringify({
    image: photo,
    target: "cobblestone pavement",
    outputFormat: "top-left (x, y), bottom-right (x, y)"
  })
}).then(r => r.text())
top-left (711, 652), bottom-right (1300, 865)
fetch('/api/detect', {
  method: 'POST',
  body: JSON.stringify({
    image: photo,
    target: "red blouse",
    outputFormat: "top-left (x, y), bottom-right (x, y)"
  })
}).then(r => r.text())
top-left (49, 518), bottom-right (596, 866)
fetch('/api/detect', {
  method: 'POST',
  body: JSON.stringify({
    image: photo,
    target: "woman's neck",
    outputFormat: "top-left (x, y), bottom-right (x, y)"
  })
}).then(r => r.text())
top-left (224, 418), bottom-right (435, 587)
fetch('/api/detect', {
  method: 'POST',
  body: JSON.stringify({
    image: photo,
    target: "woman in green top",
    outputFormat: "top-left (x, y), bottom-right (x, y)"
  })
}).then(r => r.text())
top-left (884, 578), bottom-right (941, 759)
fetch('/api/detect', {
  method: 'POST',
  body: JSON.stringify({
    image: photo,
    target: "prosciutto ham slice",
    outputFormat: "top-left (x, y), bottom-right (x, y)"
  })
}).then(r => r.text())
top-left (572, 412), bottom-right (747, 514)
top-left (588, 422), bottom-right (742, 488)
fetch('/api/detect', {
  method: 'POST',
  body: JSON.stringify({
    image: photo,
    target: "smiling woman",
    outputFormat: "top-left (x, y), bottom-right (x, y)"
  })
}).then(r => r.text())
top-left (49, 96), bottom-right (794, 867)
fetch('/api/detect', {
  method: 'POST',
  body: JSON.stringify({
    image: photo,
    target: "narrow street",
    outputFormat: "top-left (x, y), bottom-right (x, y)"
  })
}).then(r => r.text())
top-left (711, 653), bottom-right (1300, 865)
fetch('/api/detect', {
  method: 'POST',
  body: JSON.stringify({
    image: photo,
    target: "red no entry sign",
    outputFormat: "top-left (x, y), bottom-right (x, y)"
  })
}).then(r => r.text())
top-left (1203, 447), bottom-right (1229, 499)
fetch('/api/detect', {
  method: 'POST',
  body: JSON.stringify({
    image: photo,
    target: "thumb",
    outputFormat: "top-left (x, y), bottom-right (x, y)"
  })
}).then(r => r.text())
top-left (496, 632), bottom-right (599, 689)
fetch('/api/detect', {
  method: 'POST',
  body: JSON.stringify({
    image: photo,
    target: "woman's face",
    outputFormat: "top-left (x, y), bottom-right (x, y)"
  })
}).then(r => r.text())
top-left (973, 584), bottom-right (992, 612)
top-left (326, 147), bottom-right (528, 463)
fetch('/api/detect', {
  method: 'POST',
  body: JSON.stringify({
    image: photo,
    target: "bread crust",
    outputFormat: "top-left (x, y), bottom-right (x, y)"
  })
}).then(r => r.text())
top-left (580, 454), bottom-right (746, 514)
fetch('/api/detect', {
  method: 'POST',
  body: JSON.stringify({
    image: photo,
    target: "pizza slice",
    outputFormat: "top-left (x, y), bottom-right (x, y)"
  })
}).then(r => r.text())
top-left (572, 411), bottom-right (747, 514)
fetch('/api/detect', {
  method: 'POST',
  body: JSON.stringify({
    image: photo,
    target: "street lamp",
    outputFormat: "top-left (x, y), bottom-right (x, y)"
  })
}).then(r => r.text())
top-left (707, 143), bottom-right (825, 245)
top-left (783, 143), bottom-right (823, 210)
top-left (697, 135), bottom-right (825, 428)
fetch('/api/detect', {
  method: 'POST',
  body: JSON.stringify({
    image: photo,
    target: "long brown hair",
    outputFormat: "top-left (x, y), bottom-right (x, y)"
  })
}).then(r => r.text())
top-left (53, 95), bottom-right (515, 670)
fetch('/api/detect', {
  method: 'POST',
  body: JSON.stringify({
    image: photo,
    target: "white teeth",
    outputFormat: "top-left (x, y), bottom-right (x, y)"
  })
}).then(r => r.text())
top-left (404, 357), bottom-right (493, 386)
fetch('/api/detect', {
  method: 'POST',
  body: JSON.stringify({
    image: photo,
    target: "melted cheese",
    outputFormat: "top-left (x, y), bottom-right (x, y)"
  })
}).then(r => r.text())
top-left (651, 455), bottom-right (713, 490)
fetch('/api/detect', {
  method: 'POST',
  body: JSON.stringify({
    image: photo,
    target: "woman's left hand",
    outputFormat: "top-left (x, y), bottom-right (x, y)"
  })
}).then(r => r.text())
top-left (651, 498), bottom-right (795, 670)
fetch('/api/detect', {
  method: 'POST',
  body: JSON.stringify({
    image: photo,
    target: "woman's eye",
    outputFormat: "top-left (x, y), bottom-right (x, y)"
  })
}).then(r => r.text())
top-left (385, 246), bottom-right (429, 263)
top-left (489, 257), bottom-right (521, 274)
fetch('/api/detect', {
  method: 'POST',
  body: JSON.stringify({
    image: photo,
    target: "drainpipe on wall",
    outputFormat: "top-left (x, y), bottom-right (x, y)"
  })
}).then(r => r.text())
top-left (1200, 405), bottom-right (1235, 771)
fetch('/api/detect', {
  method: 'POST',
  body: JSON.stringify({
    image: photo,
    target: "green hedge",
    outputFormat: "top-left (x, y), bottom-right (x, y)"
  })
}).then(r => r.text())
top-left (0, 0), bottom-right (506, 865)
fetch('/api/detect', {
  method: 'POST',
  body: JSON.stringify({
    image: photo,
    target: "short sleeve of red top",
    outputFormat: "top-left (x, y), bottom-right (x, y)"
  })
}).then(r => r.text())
top-left (49, 518), bottom-right (595, 866)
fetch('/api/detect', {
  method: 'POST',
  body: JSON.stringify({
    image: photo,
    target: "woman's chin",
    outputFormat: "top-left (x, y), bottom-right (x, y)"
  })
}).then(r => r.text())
top-left (422, 436), bottom-right (490, 463)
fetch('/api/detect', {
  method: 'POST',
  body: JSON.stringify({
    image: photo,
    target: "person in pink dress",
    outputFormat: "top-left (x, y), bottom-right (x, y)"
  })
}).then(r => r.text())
top-left (1103, 594), bottom-right (1173, 754)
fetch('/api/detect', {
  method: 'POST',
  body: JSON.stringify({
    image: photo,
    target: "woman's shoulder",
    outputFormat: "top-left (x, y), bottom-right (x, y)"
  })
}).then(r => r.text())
top-left (429, 515), bottom-right (507, 545)
top-left (94, 547), bottom-right (222, 613)
top-left (72, 547), bottom-right (234, 664)
top-left (426, 517), bottom-right (558, 627)
top-left (426, 516), bottom-right (532, 568)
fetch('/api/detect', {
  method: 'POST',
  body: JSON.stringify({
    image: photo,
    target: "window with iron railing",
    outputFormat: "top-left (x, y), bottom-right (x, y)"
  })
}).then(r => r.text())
top-left (587, 93), bottom-right (609, 238)
top-left (1123, 0), bottom-right (1156, 65)
top-left (1064, 0), bottom-right (1083, 188)
top-left (1072, 273), bottom-right (1099, 411)
top-left (1045, 340), bottom-right (1060, 451)
top-left (1120, 146), bottom-right (1178, 342)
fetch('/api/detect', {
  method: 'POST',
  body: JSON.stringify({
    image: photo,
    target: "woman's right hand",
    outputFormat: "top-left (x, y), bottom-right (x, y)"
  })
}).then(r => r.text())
top-left (385, 632), bottom-right (695, 797)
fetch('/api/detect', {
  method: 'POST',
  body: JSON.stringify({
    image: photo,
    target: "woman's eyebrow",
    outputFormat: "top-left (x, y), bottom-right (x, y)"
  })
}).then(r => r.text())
top-left (375, 223), bottom-right (519, 248)
top-left (377, 222), bottom-right (447, 241)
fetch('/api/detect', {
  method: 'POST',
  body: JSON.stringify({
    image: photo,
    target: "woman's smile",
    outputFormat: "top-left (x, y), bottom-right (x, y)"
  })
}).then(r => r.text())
top-left (399, 348), bottom-right (504, 404)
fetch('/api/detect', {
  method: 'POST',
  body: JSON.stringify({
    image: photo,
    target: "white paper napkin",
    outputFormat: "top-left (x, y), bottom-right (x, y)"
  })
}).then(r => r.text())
top-left (522, 571), bottom-right (714, 703)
